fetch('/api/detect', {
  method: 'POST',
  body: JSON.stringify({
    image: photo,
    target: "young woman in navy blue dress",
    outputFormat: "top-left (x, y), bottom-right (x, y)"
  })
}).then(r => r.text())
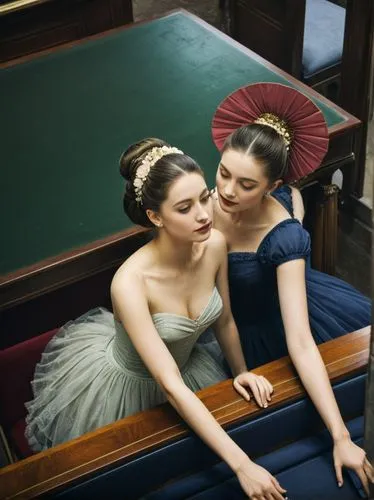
top-left (211, 83), bottom-right (372, 494)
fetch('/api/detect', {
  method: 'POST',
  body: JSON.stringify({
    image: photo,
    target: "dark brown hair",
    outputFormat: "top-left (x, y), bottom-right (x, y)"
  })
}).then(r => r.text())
top-left (222, 124), bottom-right (288, 183)
top-left (120, 138), bottom-right (203, 227)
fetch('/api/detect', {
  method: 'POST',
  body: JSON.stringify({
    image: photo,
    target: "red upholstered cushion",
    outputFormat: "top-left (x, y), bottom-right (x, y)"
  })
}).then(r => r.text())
top-left (0, 329), bottom-right (57, 429)
top-left (9, 419), bottom-right (33, 458)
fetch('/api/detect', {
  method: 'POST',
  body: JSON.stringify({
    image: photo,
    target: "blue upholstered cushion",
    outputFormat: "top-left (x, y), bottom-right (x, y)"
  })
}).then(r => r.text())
top-left (146, 417), bottom-right (364, 500)
top-left (54, 374), bottom-right (366, 499)
top-left (303, 0), bottom-right (346, 78)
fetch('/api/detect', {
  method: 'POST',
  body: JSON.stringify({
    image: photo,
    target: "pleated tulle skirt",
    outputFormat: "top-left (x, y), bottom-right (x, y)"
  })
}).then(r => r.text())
top-left (25, 308), bottom-right (227, 451)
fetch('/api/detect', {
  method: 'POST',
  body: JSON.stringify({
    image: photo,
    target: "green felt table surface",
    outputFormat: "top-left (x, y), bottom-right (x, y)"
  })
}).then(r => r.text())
top-left (0, 11), bottom-right (346, 275)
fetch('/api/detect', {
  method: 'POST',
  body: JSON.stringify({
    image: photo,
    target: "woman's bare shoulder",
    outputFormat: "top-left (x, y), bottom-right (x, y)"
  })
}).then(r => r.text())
top-left (206, 228), bottom-right (227, 259)
top-left (111, 242), bottom-right (152, 293)
top-left (289, 186), bottom-right (305, 222)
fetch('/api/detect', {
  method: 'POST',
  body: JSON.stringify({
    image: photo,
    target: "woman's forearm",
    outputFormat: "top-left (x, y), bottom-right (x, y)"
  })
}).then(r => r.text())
top-left (215, 319), bottom-right (248, 376)
top-left (165, 380), bottom-right (249, 471)
top-left (288, 338), bottom-right (349, 441)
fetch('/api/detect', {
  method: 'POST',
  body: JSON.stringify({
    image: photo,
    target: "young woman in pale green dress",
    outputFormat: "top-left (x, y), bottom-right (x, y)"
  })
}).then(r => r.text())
top-left (25, 138), bottom-right (288, 500)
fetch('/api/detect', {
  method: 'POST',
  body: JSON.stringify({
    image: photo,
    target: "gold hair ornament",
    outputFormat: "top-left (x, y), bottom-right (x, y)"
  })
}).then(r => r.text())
top-left (134, 145), bottom-right (183, 204)
top-left (254, 113), bottom-right (293, 150)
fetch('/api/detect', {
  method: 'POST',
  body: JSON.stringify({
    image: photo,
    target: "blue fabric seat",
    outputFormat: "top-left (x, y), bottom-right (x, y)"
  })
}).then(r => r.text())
top-left (303, 0), bottom-right (346, 79)
top-left (53, 374), bottom-right (365, 499)
top-left (146, 417), bottom-right (365, 499)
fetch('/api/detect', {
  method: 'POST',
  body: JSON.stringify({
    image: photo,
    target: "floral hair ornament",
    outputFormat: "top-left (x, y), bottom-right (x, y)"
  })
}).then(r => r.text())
top-left (211, 82), bottom-right (329, 182)
top-left (254, 113), bottom-right (292, 150)
top-left (134, 145), bottom-right (183, 204)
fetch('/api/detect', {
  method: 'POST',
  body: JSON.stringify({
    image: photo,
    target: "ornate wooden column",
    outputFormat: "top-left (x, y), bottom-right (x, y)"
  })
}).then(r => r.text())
top-left (311, 184), bottom-right (339, 275)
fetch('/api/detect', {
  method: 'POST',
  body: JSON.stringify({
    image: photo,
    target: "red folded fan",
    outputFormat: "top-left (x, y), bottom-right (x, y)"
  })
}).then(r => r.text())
top-left (212, 82), bottom-right (329, 182)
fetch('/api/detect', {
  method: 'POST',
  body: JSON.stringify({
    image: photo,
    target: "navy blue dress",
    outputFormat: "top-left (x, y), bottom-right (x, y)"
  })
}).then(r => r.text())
top-left (228, 186), bottom-right (371, 369)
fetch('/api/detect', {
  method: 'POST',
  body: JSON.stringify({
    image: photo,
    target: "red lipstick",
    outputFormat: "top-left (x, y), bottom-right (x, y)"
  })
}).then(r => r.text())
top-left (219, 194), bottom-right (238, 207)
top-left (195, 222), bottom-right (212, 233)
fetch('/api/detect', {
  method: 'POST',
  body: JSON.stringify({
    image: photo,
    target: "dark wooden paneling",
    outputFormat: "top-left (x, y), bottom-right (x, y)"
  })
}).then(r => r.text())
top-left (229, 0), bottom-right (305, 77)
top-left (228, 0), bottom-right (343, 103)
top-left (0, 0), bottom-right (133, 62)
top-left (0, 327), bottom-right (369, 499)
top-left (340, 0), bottom-right (374, 198)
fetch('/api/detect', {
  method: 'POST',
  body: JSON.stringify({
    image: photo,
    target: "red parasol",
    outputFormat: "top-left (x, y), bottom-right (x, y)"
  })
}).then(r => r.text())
top-left (211, 83), bottom-right (329, 182)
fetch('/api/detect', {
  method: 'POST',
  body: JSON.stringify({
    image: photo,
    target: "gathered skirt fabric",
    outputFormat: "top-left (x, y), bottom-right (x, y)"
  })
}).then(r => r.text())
top-left (25, 308), bottom-right (227, 451)
top-left (236, 269), bottom-right (371, 370)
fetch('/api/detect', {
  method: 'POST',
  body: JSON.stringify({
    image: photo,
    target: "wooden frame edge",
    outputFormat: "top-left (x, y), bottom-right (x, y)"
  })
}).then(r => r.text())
top-left (0, 227), bottom-right (151, 310)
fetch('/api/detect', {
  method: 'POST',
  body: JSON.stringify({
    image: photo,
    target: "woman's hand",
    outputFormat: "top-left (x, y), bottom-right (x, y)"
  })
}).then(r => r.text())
top-left (236, 459), bottom-right (287, 499)
top-left (233, 372), bottom-right (273, 408)
top-left (333, 436), bottom-right (374, 496)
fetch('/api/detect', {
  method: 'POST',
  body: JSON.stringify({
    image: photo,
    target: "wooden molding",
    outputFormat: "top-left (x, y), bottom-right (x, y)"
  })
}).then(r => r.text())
top-left (0, 227), bottom-right (151, 311)
top-left (0, 0), bottom-right (50, 16)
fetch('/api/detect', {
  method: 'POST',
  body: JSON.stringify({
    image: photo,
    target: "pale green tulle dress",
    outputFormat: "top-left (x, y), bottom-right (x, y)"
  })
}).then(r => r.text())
top-left (25, 287), bottom-right (227, 451)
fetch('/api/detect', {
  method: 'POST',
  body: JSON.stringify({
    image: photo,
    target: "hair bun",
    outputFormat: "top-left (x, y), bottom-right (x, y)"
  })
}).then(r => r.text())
top-left (119, 138), bottom-right (170, 228)
top-left (119, 137), bottom-right (202, 229)
top-left (119, 138), bottom-right (168, 182)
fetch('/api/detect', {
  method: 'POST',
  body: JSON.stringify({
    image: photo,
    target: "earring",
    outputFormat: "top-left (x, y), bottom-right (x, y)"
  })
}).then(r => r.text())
top-left (157, 223), bottom-right (163, 228)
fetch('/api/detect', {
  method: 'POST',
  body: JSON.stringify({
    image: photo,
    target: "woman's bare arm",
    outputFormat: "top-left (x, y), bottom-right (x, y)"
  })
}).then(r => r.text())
top-left (211, 231), bottom-right (273, 408)
top-left (211, 231), bottom-right (248, 376)
top-left (277, 259), bottom-right (372, 492)
top-left (276, 259), bottom-right (347, 438)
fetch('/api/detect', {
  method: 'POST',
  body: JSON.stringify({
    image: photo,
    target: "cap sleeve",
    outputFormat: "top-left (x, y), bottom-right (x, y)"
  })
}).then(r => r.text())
top-left (258, 220), bottom-right (311, 266)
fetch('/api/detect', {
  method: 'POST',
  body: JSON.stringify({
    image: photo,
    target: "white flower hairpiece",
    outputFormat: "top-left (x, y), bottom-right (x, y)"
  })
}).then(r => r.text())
top-left (134, 145), bottom-right (183, 204)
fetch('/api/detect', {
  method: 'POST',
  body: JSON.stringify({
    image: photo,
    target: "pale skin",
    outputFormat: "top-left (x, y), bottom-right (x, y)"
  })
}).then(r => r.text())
top-left (111, 171), bottom-right (287, 499)
top-left (213, 148), bottom-right (374, 496)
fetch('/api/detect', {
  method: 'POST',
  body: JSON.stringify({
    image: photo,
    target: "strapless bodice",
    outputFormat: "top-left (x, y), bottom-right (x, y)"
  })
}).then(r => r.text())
top-left (109, 287), bottom-right (223, 377)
